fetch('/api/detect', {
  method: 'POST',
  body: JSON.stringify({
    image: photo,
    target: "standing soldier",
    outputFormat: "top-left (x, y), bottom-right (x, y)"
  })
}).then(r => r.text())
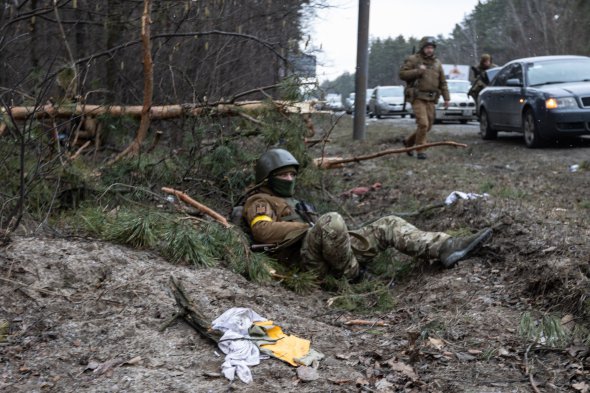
top-left (468, 54), bottom-right (498, 108)
top-left (399, 36), bottom-right (449, 160)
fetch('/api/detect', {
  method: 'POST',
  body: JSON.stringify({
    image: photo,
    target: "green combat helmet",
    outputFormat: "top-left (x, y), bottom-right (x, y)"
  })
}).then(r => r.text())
top-left (255, 148), bottom-right (299, 184)
top-left (419, 36), bottom-right (437, 50)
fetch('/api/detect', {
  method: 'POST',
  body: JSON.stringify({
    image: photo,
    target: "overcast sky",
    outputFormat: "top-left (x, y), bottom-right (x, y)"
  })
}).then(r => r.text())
top-left (308, 0), bottom-right (481, 82)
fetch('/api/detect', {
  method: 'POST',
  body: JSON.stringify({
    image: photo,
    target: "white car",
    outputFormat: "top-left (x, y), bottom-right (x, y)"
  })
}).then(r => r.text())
top-left (435, 80), bottom-right (477, 123)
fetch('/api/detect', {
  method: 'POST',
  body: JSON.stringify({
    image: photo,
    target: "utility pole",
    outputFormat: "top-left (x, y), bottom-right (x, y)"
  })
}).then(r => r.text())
top-left (353, 0), bottom-right (370, 140)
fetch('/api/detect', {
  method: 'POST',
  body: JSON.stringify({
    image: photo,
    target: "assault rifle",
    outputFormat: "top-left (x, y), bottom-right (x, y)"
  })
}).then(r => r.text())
top-left (402, 45), bottom-right (417, 114)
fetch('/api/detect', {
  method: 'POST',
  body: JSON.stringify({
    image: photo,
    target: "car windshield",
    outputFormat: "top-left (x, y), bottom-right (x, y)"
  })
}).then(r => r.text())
top-left (527, 58), bottom-right (590, 86)
top-left (379, 87), bottom-right (403, 97)
top-left (447, 81), bottom-right (470, 93)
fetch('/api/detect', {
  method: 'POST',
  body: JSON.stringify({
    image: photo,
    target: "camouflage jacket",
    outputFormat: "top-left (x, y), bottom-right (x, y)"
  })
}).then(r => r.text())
top-left (399, 52), bottom-right (450, 102)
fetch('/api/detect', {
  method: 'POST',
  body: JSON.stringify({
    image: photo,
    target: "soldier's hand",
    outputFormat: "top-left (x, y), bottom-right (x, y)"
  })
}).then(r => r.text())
top-left (419, 65), bottom-right (426, 70)
top-left (443, 100), bottom-right (450, 109)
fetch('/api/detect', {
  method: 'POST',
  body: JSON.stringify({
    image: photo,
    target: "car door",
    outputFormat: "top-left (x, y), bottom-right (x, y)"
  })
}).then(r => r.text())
top-left (484, 66), bottom-right (512, 127)
top-left (502, 63), bottom-right (525, 128)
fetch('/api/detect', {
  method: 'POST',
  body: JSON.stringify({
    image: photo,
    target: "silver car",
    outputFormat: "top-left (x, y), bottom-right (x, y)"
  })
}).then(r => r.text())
top-left (368, 85), bottom-right (408, 118)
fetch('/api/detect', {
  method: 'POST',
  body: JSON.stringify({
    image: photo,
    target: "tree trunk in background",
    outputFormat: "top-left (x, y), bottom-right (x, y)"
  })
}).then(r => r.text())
top-left (105, 0), bottom-right (123, 102)
top-left (111, 0), bottom-right (153, 163)
top-left (29, 0), bottom-right (39, 71)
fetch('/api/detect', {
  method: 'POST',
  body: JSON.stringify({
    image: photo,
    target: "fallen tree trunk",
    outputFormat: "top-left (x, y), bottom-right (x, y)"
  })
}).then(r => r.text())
top-left (313, 141), bottom-right (468, 169)
top-left (0, 100), bottom-right (319, 121)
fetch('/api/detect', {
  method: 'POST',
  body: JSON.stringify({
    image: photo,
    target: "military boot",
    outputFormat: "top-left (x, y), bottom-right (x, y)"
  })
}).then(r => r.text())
top-left (438, 228), bottom-right (492, 267)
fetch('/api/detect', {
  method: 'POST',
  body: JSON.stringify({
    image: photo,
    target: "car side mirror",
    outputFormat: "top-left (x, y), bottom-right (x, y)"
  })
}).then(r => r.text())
top-left (506, 78), bottom-right (522, 87)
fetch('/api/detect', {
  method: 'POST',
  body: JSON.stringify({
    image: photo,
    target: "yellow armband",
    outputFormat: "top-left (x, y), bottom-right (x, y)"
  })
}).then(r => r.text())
top-left (250, 215), bottom-right (273, 228)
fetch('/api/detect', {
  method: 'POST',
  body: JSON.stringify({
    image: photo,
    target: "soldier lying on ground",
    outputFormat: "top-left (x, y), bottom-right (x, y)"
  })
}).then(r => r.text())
top-left (240, 148), bottom-right (493, 281)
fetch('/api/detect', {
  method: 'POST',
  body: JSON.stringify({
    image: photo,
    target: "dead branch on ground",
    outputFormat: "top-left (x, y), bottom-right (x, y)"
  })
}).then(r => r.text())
top-left (161, 187), bottom-right (230, 228)
top-left (314, 141), bottom-right (468, 169)
top-left (344, 319), bottom-right (389, 327)
top-left (162, 276), bottom-right (222, 343)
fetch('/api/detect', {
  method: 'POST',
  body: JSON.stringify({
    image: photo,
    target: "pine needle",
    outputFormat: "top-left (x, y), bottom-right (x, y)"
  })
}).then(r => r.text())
top-left (161, 220), bottom-right (217, 267)
top-left (104, 209), bottom-right (160, 248)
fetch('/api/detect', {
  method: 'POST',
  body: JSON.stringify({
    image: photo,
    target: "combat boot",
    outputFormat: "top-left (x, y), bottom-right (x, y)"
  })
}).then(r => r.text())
top-left (438, 228), bottom-right (492, 267)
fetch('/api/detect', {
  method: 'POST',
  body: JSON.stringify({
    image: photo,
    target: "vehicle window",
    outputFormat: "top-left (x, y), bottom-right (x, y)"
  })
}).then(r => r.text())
top-left (527, 58), bottom-right (590, 86)
top-left (447, 81), bottom-right (470, 93)
top-left (492, 66), bottom-right (512, 86)
top-left (379, 86), bottom-right (404, 97)
top-left (507, 64), bottom-right (523, 84)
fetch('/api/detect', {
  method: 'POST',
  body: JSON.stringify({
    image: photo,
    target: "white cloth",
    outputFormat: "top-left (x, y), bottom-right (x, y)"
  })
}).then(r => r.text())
top-left (445, 191), bottom-right (489, 206)
top-left (217, 330), bottom-right (260, 383)
top-left (212, 308), bottom-right (267, 383)
top-left (212, 307), bottom-right (265, 335)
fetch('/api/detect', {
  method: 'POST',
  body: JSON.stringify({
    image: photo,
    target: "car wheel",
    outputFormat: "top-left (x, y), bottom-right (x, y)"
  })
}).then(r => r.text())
top-left (368, 112), bottom-right (374, 118)
top-left (523, 110), bottom-right (544, 148)
top-left (401, 114), bottom-right (406, 118)
top-left (460, 120), bottom-right (468, 124)
top-left (479, 109), bottom-right (497, 140)
top-left (433, 119), bottom-right (442, 124)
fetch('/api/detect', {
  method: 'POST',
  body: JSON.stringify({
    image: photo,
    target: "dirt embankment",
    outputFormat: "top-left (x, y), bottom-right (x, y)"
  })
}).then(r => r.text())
top-left (1, 117), bottom-right (589, 392)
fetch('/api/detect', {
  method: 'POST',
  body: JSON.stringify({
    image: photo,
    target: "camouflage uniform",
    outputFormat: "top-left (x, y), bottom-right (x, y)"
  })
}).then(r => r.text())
top-left (399, 37), bottom-right (450, 153)
top-left (244, 189), bottom-right (450, 279)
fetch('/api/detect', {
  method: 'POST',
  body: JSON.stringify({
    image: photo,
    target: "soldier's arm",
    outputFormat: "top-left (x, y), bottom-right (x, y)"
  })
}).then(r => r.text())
top-left (244, 196), bottom-right (309, 244)
top-left (399, 56), bottom-right (423, 82)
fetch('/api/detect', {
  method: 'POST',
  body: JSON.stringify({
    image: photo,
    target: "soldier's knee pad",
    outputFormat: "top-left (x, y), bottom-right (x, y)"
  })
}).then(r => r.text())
top-left (317, 212), bottom-right (348, 233)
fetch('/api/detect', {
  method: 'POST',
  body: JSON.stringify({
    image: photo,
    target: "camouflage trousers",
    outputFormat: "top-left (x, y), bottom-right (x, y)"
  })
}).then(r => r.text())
top-left (300, 212), bottom-right (450, 279)
top-left (406, 99), bottom-right (436, 152)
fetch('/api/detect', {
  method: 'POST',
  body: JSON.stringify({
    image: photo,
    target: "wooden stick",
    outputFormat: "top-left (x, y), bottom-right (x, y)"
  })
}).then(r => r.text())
top-left (69, 140), bottom-right (91, 161)
top-left (147, 130), bottom-right (163, 153)
top-left (344, 319), bottom-right (389, 327)
top-left (161, 187), bottom-right (230, 228)
top-left (313, 141), bottom-right (468, 169)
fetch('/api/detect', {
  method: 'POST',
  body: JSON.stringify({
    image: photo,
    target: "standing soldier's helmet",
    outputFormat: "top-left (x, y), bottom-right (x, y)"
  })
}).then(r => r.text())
top-left (419, 36), bottom-right (437, 50)
top-left (255, 148), bottom-right (299, 184)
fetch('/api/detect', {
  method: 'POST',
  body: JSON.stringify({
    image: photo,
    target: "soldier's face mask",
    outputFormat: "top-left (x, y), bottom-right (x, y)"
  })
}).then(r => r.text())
top-left (269, 166), bottom-right (297, 196)
top-left (269, 176), bottom-right (296, 197)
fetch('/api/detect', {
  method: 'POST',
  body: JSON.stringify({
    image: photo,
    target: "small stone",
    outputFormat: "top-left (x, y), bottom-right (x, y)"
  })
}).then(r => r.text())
top-left (296, 366), bottom-right (319, 382)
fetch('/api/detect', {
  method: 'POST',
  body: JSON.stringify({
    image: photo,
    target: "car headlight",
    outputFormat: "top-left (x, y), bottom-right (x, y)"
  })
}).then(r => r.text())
top-left (546, 97), bottom-right (577, 109)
